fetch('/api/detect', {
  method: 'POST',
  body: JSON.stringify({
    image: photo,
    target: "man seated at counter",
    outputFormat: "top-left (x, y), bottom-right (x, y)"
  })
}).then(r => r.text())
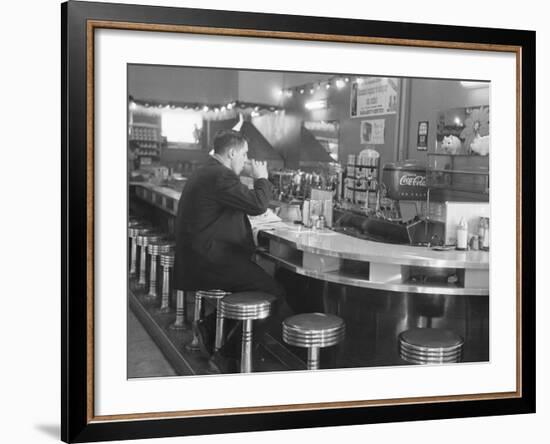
top-left (174, 129), bottom-right (291, 372)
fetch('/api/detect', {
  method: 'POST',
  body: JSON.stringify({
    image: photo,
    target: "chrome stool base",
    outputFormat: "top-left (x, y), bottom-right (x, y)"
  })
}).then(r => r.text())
top-left (128, 225), bottom-right (150, 276)
top-left (147, 241), bottom-right (175, 303)
top-left (136, 232), bottom-right (163, 288)
top-left (169, 290), bottom-right (188, 330)
top-left (220, 292), bottom-right (275, 373)
top-left (155, 251), bottom-right (175, 315)
top-left (282, 313), bottom-right (345, 371)
top-left (186, 290), bottom-right (230, 352)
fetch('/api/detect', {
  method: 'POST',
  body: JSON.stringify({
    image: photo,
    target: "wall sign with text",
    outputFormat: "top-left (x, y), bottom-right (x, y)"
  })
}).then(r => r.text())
top-left (417, 120), bottom-right (429, 151)
top-left (350, 77), bottom-right (400, 118)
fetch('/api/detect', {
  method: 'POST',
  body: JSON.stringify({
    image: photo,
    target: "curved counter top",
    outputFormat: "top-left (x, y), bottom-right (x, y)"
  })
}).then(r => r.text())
top-left (132, 182), bottom-right (182, 216)
top-left (257, 225), bottom-right (489, 296)
top-left (259, 225), bottom-right (489, 270)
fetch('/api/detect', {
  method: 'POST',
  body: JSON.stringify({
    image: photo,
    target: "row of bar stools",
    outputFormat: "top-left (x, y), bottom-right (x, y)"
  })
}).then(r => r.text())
top-left (398, 328), bottom-right (464, 364)
top-left (128, 225), bottom-right (150, 276)
top-left (282, 313), bottom-right (346, 370)
top-left (136, 233), bottom-right (164, 287)
top-left (146, 240), bottom-right (175, 301)
top-left (220, 292), bottom-right (275, 373)
top-left (187, 290), bottom-right (230, 352)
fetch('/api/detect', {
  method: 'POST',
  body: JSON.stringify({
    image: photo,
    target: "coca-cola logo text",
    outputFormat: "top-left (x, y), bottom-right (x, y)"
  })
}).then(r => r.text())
top-left (399, 174), bottom-right (426, 187)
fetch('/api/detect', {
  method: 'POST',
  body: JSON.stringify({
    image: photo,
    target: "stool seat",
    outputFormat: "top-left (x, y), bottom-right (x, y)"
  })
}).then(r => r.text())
top-left (159, 251), bottom-right (175, 267)
top-left (398, 328), bottom-right (463, 364)
top-left (197, 289), bottom-right (227, 299)
top-left (128, 226), bottom-right (150, 238)
top-left (283, 313), bottom-right (345, 348)
top-left (282, 313), bottom-right (345, 370)
top-left (136, 233), bottom-right (163, 247)
top-left (148, 240), bottom-right (174, 256)
top-left (220, 292), bottom-right (275, 321)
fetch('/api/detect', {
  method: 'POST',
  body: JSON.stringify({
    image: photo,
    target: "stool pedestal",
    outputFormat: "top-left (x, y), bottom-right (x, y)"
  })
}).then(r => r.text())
top-left (136, 233), bottom-right (163, 288)
top-left (158, 252), bottom-right (174, 313)
top-left (282, 313), bottom-right (346, 371)
top-left (169, 290), bottom-right (187, 330)
top-left (128, 225), bottom-right (150, 276)
top-left (220, 292), bottom-right (275, 373)
top-left (186, 290), bottom-right (229, 352)
top-left (146, 241), bottom-right (174, 303)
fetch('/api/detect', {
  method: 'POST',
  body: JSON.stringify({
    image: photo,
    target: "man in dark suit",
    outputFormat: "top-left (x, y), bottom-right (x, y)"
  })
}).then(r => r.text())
top-left (174, 130), bottom-right (287, 371)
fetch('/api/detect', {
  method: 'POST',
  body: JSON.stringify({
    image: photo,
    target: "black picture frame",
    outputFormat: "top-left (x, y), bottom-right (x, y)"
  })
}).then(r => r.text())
top-left (61, 1), bottom-right (536, 442)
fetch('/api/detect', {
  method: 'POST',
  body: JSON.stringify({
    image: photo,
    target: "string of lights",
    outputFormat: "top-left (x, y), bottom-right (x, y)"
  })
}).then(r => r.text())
top-left (128, 96), bottom-right (284, 118)
top-left (279, 75), bottom-right (365, 98)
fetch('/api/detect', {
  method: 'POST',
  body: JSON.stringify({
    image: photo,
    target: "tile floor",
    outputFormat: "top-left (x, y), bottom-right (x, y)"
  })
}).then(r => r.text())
top-left (127, 309), bottom-right (176, 378)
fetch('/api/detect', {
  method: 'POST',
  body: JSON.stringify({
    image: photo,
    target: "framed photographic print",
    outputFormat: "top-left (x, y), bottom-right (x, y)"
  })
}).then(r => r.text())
top-left (62, 0), bottom-right (535, 442)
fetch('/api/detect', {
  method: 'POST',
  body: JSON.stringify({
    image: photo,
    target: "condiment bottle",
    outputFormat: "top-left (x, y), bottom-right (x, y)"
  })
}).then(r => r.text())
top-left (470, 234), bottom-right (479, 251)
top-left (481, 218), bottom-right (490, 251)
top-left (456, 217), bottom-right (468, 250)
top-left (317, 215), bottom-right (326, 230)
top-left (311, 215), bottom-right (319, 231)
top-left (478, 217), bottom-right (486, 247)
top-left (302, 199), bottom-right (311, 227)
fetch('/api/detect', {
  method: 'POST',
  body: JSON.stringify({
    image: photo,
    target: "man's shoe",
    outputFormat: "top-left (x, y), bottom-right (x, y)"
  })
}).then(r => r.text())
top-left (192, 320), bottom-right (213, 356)
top-left (209, 351), bottom-right (237, 374)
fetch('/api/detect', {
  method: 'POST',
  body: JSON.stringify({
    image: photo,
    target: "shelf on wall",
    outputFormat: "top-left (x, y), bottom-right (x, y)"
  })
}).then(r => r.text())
top-left (427, 152), bottom-right (490, 158)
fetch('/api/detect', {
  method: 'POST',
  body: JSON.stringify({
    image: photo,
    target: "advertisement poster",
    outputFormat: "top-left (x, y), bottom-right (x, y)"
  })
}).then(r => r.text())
top-left (350, 77), bottom-right (400, 118)
top-left (417, 120), bottom-right (429, 151)
top-left (360, 119), bottom-right (385, 144)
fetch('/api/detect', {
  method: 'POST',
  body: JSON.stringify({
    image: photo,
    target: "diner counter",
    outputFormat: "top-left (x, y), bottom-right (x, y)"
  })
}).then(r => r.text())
top-left (132, 182), bottom-right (182, 216)
top-left (132, 182), bottom-right (489, 296)
top-left (258, 225), bottom-right (489, 269)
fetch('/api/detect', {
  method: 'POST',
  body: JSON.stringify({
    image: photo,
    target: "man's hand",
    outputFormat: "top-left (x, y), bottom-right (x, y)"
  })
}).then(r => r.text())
top-left (251, 160), bottom-right (268, 179)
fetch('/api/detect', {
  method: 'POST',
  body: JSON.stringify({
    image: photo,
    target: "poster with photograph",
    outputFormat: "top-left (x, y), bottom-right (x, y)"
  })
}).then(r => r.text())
top-left (350, 77), bottom-right (400, 118)
top-left (360, 119), bottom-right (385, 144)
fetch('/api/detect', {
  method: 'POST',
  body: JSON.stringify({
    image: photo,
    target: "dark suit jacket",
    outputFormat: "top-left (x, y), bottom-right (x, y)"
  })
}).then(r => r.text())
top-left (173, 156), bottom-right (272, 291)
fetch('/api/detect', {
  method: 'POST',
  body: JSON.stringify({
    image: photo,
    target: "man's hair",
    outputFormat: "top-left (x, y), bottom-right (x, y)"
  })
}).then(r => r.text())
top-left (213, 130), bottom-right (248, 156)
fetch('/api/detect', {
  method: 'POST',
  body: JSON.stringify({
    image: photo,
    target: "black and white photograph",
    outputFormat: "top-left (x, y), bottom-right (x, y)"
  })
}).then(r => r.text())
top-left (54, 1), bottom-right (539, 442)
top-left (127, 65), bottom-right (491, 377)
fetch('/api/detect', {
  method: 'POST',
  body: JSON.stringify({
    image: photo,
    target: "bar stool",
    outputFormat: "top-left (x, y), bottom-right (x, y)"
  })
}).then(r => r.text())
top-left (398, 328), bottom-right (464, 364)
top-left (128, 225), bottom-right (150, 276)
top-left (136, 233), bottom-right (163, 287)
top-left (187, 290), bottom-right (230, 352)
top-left (158, 251), bottom-right (175, 313)
top-left (282, 313), bottom-right (345, 370)
top-left (220, 292), bottom-right (275, 373)
top-left (146, 240), bottom-right (174, 302)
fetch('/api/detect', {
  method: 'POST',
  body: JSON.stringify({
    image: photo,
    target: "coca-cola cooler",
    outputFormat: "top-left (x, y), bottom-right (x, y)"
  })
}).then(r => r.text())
top-left (379, 160), bottom-right (444, 245)
top-left (382, 160), bottom-right (427, 201)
